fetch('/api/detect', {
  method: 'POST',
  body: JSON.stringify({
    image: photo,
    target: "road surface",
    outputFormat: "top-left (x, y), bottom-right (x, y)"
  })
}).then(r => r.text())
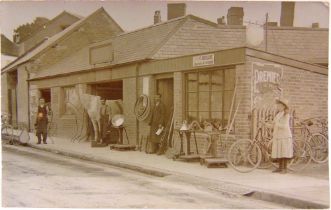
top-left (2, 146), bottom-right (290, 208)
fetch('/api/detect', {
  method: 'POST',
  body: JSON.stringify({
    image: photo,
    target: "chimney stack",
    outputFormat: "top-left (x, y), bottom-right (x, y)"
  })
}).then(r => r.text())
top-left (227, 7), bottom-right (244, 25)
top-left (167, 3), bottom-right (186, 20)
top-left (312, 22), bottom-right (319, 28)
top-left (280, 2), bottom-right (295, 27)
top-left (217, 16), bottom-right (226, 25)
top-left (154, 10), bottom-right (161, 24)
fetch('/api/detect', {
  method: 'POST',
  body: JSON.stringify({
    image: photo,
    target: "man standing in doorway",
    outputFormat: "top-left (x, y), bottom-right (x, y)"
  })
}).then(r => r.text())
top-left (100, 98), bottom-right (111, 143)
top-left (149, 94), bottom-right (166, 154)
top-left (34, 98), bottom-right (49, 144)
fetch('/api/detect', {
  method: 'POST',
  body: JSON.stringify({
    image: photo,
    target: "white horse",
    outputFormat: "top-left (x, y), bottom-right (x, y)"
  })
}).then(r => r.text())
top-left (79, 93), bottom-right (102, 142)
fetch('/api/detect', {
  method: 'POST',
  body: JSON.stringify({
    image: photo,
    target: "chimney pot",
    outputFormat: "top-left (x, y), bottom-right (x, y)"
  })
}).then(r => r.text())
top-left (227, 7), bottom-right (244, 25)
top-left (217, 16), bottom-right (226, 25)
top-left (312, 22), bottom-right (319, 28)
top-left (167, 3), bottom-right (186, 20)
top-left (154, 10), bottom-right (161, 24)
top-left (280, 2), bottom-right (295, 27)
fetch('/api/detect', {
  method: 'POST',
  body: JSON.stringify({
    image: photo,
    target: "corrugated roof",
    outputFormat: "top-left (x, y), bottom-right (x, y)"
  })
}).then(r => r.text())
top-left (2, 7), bottom-right (120, 73)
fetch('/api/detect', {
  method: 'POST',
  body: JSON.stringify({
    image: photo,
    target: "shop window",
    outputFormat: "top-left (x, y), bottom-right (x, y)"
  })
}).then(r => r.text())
top-left (185, 69), bottom-right (235, 127)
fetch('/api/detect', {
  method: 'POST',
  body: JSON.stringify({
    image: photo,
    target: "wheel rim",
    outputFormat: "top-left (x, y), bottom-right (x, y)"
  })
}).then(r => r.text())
top-left (309, 133), bottom-right (328, 163)
top-left (228, 139), bottom-right (262, 173)
top-left (288, 141), bottom-right (312, 171)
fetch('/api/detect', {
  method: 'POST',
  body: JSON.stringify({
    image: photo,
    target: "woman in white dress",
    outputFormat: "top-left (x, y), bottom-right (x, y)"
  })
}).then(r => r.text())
top-left (270, 98), bottom-right (293, 174)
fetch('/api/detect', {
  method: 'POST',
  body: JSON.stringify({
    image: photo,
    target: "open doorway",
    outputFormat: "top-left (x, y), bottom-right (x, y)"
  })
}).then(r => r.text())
top-left (40, 88), bottom-right (51, 108)
top-left (157, 78), bottom-right (174, 121)
top-left (90, 81), bottom-right (123, 100)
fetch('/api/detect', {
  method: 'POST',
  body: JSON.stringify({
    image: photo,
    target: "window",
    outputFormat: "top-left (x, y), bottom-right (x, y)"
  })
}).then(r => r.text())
top-left (185, 69), bottom-right (235, 127)
top-left (61, 86), bottom-right (77, 115)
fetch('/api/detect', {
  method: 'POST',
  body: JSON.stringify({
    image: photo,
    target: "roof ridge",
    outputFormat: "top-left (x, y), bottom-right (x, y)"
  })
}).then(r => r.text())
top-left (2, 7), bottom-right (111, 72)
top-left (116, 15), bottom-right (189, 37)
top-left (146, 17), bottom-right (188, 58)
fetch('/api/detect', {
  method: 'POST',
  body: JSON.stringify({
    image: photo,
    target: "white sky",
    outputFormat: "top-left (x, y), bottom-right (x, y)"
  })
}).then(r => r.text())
top-left (0, 1), bottom-right (329, 41)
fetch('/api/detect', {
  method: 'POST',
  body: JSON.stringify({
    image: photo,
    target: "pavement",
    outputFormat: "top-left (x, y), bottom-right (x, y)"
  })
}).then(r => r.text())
top-left (2, 131), bottom-right (330, 209)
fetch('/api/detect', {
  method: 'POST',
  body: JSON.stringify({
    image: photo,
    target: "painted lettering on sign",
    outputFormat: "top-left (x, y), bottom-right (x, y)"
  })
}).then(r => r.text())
top-left (252, 62), bottom-right (283, 109)
top-left (193, 54), bottom-right (215, 67)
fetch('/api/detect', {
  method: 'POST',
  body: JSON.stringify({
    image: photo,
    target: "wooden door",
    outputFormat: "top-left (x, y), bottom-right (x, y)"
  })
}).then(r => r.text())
top-left (157, 78), bottom-right (174, 124)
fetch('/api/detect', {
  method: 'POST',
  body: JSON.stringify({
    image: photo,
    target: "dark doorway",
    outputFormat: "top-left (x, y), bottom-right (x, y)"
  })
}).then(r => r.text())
top-left (157, 78), bottom-right (174, 125)
top-left (90, 81), bottom-right (123, 100)
top-left (40, 89), bottom-right (51, 103)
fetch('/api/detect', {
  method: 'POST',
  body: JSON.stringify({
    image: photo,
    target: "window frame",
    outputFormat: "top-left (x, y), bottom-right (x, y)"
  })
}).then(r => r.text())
top-left (184, 67), bottom-right (236, 127)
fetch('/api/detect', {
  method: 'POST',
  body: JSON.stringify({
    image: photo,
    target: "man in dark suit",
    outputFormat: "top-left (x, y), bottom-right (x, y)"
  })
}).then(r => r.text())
top-left (34, 98), bottom-right (50, 144)
top-left (149, 94), bottom-right (166, 154)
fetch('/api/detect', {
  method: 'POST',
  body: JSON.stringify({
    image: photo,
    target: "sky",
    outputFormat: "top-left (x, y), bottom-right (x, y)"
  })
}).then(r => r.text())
top-left (0, 1), bottom-right (329, 41)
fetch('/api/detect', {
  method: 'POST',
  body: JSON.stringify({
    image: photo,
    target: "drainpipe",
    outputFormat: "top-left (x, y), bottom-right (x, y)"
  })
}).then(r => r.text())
top-left (135, 63), bottom-right (141, 146)
top-left (25, 67), bottom-right (31, 131)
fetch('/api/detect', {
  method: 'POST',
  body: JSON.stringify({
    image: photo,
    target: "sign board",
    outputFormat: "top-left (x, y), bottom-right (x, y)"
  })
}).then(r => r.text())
top-left (252, 62), bottom-right (283, 109)
top-left (193, 54), bottom-right (215, 67)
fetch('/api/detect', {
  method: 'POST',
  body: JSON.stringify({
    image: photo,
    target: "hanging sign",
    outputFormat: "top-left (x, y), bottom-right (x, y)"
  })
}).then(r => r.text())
top-left (193, 54), bottom-right (215, 67)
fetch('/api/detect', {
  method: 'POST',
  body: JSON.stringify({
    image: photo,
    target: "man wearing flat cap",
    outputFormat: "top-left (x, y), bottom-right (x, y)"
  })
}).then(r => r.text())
top-left (149, 94), bottom-right (166, 153)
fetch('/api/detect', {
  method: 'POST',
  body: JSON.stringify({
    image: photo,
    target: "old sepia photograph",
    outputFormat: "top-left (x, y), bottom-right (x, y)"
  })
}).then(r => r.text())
top-left (0, 0), bottom-right (329, 208)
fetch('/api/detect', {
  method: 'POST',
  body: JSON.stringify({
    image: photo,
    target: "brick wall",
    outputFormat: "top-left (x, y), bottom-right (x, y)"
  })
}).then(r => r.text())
top-left (153, 17), bottom-right (246, 59)
top-left (123, 77), bottom-right (138, 145)
top-left (1, 73), bottom-right (9, 114)
top-left (247, 56), bottom-right (328, 121)
top-left (233, 64), bottom-right (252, 141)
top-left (16, 66), bottom-right (29, 126)
top-left (253, 27), bottom-right (328, 63)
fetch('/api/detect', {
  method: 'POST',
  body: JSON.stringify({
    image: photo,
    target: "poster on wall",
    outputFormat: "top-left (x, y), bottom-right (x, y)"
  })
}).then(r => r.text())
top-left (252, 62), bottom-right (283, 109)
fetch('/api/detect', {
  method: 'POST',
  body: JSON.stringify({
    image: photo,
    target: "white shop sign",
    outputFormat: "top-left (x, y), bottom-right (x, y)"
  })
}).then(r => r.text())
top-left (193, 54), bottom-right (215, 67)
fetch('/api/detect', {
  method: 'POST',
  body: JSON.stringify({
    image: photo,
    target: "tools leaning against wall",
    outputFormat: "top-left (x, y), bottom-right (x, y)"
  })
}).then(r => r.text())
top-left (158, 107), bottom-right (174, 155)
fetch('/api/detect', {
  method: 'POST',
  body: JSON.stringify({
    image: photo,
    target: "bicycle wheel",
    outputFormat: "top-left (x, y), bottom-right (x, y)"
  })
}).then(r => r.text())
top-left (228, 139), bottom-right (262, 173)
top-left (1, 124), bottom-right (14, 144)
top-left (288, 140), bottom-right (312, 171)
top-left (309, 133), bottom-right (328, 164)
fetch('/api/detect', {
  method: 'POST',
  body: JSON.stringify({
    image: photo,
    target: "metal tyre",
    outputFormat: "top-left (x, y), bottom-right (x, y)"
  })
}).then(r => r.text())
top-left (228, 139), bottom-right (262, 173)
top-left (309, 133), bottom-right (328, 164)
top-left (288, 140), bottom-right (312, 171)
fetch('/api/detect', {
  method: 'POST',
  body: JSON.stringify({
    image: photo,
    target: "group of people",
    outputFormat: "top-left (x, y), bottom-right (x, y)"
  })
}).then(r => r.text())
top-left (35, 94), bottom-right (293, 174)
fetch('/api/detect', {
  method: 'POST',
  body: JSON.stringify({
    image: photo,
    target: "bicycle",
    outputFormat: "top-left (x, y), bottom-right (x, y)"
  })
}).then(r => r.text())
top-left (1, 113), bottom-right (14, 145)
top-left (228, 119), bottom-right (312, 173)
top-left (294, 118), bottom-right (328, 164)
top-left (227, 120), bottom-right (273, 173)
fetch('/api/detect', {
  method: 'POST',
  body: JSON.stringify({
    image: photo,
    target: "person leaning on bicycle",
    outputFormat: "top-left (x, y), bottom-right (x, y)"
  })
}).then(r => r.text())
top-left (265, 97), bottom-right (293, 174)
top-left (34, 98), bottom-right (50, 144)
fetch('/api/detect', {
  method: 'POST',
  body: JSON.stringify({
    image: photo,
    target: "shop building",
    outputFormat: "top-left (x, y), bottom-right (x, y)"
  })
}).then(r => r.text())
top-left (1, 5), bottom-right (328, 154)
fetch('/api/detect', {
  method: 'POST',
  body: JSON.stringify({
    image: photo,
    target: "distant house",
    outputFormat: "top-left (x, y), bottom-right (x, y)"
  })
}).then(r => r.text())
top-left (1, 34), bottom-right (18, 68)
top-left (15, 11), bottom-right (82, 56)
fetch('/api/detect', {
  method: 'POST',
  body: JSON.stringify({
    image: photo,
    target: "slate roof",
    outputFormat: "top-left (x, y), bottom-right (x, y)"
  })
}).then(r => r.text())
top-left (91, 15), bottom-right (223, 66)
top-left (2, 7), bottom-right (123, 73)
top-left (1, 34), bottom-right (19, 57)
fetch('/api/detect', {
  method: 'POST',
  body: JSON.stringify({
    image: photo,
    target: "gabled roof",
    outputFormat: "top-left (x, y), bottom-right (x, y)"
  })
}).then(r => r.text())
top-left (91, 14), bottom-right (244, 66)
top-left (2, 7), bottom-right (123, 73)
top-left (1, 34), bottom-right (19, 57)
